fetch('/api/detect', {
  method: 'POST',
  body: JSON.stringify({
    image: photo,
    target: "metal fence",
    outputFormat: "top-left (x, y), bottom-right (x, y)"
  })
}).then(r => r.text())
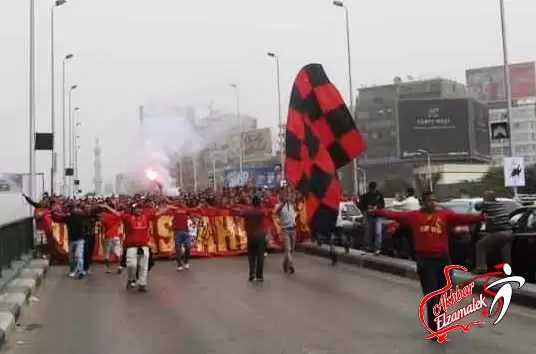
top-left (0, 217), bottom-right (34, 277)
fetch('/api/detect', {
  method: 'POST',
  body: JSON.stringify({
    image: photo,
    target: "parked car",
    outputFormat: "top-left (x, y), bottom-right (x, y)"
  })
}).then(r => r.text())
top-left (332, 201), bottom-right (365, 251)
top-left (493, 205), bottom-right (536, 282)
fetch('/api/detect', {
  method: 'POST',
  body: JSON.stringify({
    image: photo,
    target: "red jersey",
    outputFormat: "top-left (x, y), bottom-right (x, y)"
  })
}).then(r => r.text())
top-left (100, 211), bottom-right (122, 238)
top-left (236, 207), bottom-right (267, 237)
top-left (171, 209), bottom-right (189, 232)
top-left (34, 208), bottom-right (51, 233)
top-left (121, 210), bottom-right (154, 247)
top-left (375, 208), bottom-right (484, 258)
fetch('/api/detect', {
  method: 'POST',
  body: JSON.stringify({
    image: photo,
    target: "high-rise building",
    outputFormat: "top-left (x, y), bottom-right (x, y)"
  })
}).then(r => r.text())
top-left (343, 77), bottom-right (469, 192)
top-left (465, 62), bottom-right (536, 165)
top-left (93, 138), bottom-right (103, 195)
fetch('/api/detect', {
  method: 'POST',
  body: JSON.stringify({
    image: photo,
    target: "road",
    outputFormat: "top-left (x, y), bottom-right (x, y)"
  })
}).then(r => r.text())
top-left (3, 254), bottom-right (536, 354)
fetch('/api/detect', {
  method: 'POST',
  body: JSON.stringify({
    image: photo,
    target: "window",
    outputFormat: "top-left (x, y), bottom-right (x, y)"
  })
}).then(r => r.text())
top-left (526, 211), bottom-right (536, 230)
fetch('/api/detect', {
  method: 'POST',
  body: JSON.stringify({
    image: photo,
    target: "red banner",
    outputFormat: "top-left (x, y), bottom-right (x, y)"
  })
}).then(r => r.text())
top-left (36, 204), bottom-right (311, 263)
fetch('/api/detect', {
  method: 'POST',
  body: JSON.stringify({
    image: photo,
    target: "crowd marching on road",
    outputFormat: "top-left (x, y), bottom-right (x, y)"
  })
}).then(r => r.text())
top-left (22, 185), bottom-right (301, 291)
top-left (22, 181), bottom-right (522, 341)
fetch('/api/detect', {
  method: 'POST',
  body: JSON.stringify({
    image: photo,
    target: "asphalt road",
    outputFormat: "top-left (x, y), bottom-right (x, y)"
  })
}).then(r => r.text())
top-left (3, 254), bottom-right (536, 354)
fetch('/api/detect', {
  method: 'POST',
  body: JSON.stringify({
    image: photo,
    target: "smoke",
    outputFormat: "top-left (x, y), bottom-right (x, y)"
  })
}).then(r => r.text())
top-left (124, 107), bottom-right (208, 194)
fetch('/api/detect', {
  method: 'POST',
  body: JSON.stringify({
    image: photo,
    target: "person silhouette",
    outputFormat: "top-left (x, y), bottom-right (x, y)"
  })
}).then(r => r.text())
top-left (485, 264), bottom-right (525, 325)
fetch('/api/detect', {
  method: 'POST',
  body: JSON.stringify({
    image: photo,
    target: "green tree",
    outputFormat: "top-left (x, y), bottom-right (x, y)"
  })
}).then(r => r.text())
top-left (455, 164), bottom-right (536, 197)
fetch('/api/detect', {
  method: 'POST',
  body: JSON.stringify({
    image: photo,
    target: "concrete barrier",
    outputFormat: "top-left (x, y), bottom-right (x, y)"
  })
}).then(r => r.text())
top-left (0, 259), bottom-right (49, 346)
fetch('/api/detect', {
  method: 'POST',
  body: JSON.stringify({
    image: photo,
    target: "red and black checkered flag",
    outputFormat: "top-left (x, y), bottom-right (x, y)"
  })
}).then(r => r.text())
top-left (285, 64), bottom-right (366, 234)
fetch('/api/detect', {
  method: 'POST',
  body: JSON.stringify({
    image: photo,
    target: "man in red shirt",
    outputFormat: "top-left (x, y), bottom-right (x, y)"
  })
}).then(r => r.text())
top-left (100, 199), bottom-right (123, 274)
top-left (373, 191), bottom-right (485, 333)
top-left (167, 203), bottom-right (194, 272)
top-left (234, 195), bottom-right (267, 282)
top-left (103, 203), bottom-right (155, 292)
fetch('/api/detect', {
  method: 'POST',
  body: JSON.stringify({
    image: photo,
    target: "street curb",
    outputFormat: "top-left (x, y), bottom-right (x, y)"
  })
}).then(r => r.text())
top-left (0, 259), bottom-right (49, 347)
top-left (297, 242), bottom-right (536, 309)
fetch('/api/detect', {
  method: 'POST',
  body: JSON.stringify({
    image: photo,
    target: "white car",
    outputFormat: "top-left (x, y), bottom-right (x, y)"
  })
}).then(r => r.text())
top-left (336, 201), bottom-right (364, 228)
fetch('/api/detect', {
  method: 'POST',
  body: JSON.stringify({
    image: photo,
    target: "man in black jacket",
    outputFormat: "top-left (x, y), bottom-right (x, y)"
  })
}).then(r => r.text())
top-left (83, 204), bottom-right (101, 275)
top-left (359, 181), bottom-right (385, 255)
top-left (52, 202), bottom-right (88, 278)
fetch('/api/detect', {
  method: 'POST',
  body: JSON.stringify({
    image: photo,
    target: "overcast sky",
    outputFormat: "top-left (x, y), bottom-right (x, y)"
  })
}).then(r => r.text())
top-left (1, 0), bottom-right (536, 193)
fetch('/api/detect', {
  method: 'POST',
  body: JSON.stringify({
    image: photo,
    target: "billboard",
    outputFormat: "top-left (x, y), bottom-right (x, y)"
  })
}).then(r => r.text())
top-left (0, 173), bottom-right (23, 193)
top-left (242, 128), bottom-right (273, 159)
top-left (466, 62), bottom-right (536, 102)
top-left (398, 98), bottom-right (470, 159)
top-left (223, 165), bottom-right (282, 188)
top-left (470, 99), bottom-right (491, 158)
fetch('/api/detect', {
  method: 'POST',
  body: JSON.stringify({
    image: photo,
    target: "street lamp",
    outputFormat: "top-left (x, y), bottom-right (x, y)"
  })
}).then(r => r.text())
top-left (267, 51), bottom-right (285, 175)
top-left (417, 149), bottom-right (433, 192)
top-left (332, 0), bottom-right (358, 196)
top-left (62, 53), bottom-right (74, 195)
top-left (499, 0), bottom-right (517, 197)
top-left (355, 167), bottom-right (367, 195)
top-left (230, 83), bottom-right (243, 178)
top-left (68, 84), bottom-right (77, 195)
top-left (50, 1), bottom-right (68, 195)
top-left (73, 107), bottom-right (80, 181)
top-left (29, 0), bottom-right (37, 200)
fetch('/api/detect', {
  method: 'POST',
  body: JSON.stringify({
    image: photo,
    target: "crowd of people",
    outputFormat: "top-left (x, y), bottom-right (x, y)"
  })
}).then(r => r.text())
top-left (26, 180), bottom-right (517, 336)
top-left (24, 185), bottom-right (301, 291)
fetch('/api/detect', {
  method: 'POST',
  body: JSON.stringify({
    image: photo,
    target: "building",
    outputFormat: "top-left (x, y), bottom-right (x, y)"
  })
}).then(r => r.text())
top-left (489, 102), bottom-right (536, 165)
top-left (93, 138), bottom-right (103, 195)
top-left (465, 61), bottom-right (536, 165)
top-left (104, 183), bottom-right (114, 195)
top-left (345, 77), bottom-right (469, 193)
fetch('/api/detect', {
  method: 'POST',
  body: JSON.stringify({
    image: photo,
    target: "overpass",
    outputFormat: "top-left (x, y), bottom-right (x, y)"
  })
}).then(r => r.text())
top-left (0, 213), bottom-right (536, 353)
top-left (1, 251), bottom-right (536, 353)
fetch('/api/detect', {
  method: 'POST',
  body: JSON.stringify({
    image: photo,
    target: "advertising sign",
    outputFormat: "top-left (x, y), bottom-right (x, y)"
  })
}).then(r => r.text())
top-left (0, 173), bottom-right (23, 193)
top-left (466, 62), bottom-right (536, 102)
top-left (242, 128), bottom-right (273, 159)
top-left (503, 157), bottom-right (525, 187)
top-left (398, 99), bottom-right (470, 159)
top-left (223, 165), bottom-right (282, 188)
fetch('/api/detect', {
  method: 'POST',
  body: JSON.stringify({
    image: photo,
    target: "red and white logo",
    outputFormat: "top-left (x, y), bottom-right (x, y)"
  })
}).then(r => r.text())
top-left (418, 263), bottom-right (525, 343)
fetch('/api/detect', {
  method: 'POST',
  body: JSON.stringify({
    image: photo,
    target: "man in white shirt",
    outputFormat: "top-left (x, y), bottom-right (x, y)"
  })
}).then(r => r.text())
top-left (391, 187), bottom-right (420, 259)
top-left (274, 189), bottom-right (297, 274)
top-left (392, 187), bottom-right (421, 211)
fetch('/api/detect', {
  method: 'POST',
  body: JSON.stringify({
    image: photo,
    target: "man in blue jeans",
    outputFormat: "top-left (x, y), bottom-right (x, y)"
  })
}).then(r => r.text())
top-left (359, 181), bottom-right (385, 255)
top-left (52, 202), bottom-right (87, 278)
top-left (167, 205), bottom-right (193, 272)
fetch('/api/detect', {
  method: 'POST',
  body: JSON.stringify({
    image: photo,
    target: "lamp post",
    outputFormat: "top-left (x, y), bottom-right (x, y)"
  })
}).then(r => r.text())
top-left (62, 53), bottom-right (73, 195)
top-left (499, 0), bottom-right (517, 197)
top-left (267, 51), bottom-right (284, 174)
top-left (68, 84), bottom-right (77, 195)
top-left (333, 0), bottom-right (358, 196)
top-left (417, 149), bottom-right (433, 192)
top-left (29, 0), bottom-right (36, 199)
top-left (355, 167), bottom-right (367, 195)
top-left (230, 84), bottom-right (243, 179)
top-left (73, 107), bottom-right (80, 182)
top-left (50, 0), bottom-right (67, 196)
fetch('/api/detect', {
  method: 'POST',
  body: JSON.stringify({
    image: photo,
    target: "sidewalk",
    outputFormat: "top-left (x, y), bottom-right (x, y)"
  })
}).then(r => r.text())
top-left (297, 241), bottom-right (536, 309)
top-left (0, 256), bottom-right (49, 347)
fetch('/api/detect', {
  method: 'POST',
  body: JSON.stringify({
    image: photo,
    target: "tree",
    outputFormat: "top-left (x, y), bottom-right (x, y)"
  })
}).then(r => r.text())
top-left (414, 172), bottom-right (442, 194)
top-left (455, 164), bottom-right (536, 197)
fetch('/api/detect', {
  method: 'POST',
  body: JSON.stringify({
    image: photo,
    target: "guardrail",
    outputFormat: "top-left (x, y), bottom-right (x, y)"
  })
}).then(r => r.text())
top-left (0, 217), bottom-right (34, 277)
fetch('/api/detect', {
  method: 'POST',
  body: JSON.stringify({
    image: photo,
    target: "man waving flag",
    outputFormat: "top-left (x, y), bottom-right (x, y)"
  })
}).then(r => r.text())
top-left (285, 63), bottom-right (366, 236)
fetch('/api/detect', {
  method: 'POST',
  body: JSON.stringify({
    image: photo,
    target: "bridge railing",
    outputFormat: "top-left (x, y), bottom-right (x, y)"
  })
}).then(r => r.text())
top-left (0, 217), bottom-right (34, 277)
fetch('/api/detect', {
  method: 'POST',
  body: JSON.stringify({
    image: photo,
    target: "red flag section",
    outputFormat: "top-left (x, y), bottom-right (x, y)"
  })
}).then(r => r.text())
top-left (285, 63), bottom-right (366, 235)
